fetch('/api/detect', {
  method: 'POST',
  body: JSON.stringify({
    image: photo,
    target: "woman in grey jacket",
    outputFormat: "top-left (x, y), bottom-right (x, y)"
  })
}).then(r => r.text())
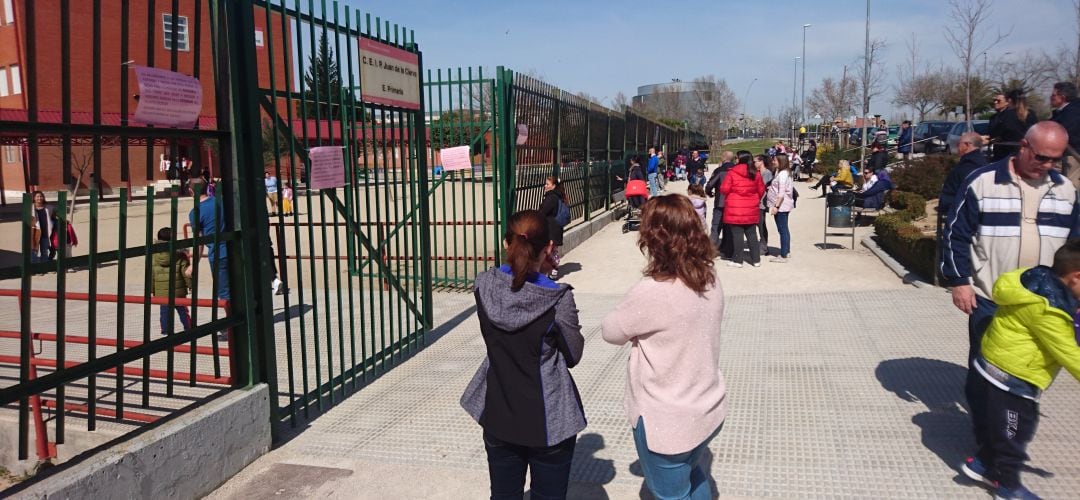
top-left (461, 209), bottom-right (585, 500)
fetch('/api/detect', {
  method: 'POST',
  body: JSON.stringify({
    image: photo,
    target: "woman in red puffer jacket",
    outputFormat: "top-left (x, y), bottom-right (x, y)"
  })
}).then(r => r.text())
top-left (719, 151), bottom-right (765, 267)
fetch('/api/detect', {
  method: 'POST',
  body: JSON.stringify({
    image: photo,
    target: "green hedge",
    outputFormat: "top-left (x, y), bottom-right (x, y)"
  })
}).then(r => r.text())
top-left (873, 190), bottom-right (935, 280)
top-left (889, 156), bottom-right (955, 200)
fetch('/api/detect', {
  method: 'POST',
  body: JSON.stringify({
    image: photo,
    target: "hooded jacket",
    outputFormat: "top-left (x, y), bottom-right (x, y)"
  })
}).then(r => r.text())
top-left (719, 163), bottom-right (764, 225)
top-left (980, 266), bottom-right (1080, 392)
top-left (152, 251), bottom-right (190, 298)
top-left (460, 266), bottom-right (586, 447)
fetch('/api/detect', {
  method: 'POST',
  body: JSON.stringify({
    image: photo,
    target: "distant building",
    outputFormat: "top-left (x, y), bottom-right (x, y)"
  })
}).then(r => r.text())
top-left (633, 80), bottom-right (713, 114)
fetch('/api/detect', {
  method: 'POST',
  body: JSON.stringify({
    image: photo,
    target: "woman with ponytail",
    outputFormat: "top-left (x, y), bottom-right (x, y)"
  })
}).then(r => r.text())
top-left (460, 209), bottom-right (585, 500)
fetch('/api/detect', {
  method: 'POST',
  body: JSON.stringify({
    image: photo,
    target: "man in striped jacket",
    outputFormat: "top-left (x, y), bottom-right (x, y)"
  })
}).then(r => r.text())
top-left (940, 121), bottom-right (1078, 454)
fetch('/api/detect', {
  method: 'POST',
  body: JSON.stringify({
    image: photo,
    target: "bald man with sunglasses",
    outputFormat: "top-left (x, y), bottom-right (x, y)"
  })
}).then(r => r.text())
top-left (940, 121), bottom-right (1079, 447)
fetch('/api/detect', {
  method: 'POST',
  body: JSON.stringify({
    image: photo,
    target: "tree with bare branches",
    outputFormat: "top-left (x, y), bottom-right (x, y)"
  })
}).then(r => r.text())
top-left (611, 92), bottom-right (629, 112)
top-left (943, 0), bottom-right (1011, 126)
top-left (689, 75), bottom-right (739, 149)
top-left (807, 75), bottom-right (858, 123)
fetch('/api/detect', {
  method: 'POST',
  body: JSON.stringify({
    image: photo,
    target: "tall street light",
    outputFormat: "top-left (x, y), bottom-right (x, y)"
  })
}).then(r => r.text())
top-left (793, 56), bottom-right (800, 142)
top-left (742, 77), bottom-right (757, 136)
top-left (802, 23), bottom-right (811, 127)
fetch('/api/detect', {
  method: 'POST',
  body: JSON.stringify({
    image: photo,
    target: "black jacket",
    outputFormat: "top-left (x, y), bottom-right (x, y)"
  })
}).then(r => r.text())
top-left (990, 108), bottom-right (1037, 160)
top-left (539, 190), bottom-right (565, 246)
top-left (1052, 101), bottom-right (1080, 151)
top-left (938, 149), bottom-right (988, 220)
top-left (460, 268), bottom-right (585, 447)
top-left (705, 162), bottom-right (733, 209)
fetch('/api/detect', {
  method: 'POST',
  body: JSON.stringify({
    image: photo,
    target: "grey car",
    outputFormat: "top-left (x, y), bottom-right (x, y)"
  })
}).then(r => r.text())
top-left (945, 120), bottom-right (989, 154)
top-left (912, 120), bottom-right (955, 154)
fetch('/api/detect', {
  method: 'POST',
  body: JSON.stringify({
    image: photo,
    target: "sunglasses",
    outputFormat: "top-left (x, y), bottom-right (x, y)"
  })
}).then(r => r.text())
top-left (1033, 152), bottom-right (1063, 164)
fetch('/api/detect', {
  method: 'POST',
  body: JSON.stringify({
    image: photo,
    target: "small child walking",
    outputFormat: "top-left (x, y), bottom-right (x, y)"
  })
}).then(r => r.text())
top-left (152, 227), bottom-right (192, 335)
top-left (282, 183), bottom-right (294, 216)
top-left (687, 184), bottom-right (708, 227)
top-left (961, 239), bottom-right (1080, 499)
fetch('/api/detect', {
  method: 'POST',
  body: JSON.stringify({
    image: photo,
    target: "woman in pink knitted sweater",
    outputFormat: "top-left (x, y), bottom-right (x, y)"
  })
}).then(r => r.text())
top-left (602, 194), bottom-right (728, 500)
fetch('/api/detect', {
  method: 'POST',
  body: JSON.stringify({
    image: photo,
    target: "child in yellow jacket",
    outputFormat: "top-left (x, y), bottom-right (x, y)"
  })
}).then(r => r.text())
top-left (961, 240), bottom-right (1080, 499)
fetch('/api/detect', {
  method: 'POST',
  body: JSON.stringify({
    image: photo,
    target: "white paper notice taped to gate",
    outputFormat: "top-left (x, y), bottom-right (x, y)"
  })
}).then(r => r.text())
top-left (440, 146), bottom-right (472, 172)
top-left (308, 146), bottom-right (346, 190)
top-left (133, 66), bottom-right (203, 128)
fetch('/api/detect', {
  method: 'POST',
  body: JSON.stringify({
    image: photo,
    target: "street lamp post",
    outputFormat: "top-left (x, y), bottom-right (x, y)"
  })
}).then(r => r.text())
top-left (742, 77), bottom-right (757, 137)
top-left (802, 24), bottom-right (811, 127)
top-left (793, 56), bottom-right (800, 143)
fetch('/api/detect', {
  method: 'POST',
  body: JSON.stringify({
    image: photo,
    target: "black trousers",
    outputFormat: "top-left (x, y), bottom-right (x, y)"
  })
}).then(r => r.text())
top-left (710, 208), bottom-right (732, 258)
top-left (969, 373), bottom-right (1039, 489)
top-left (485, 432), bottom-right (577, 500)
top-left (728, 223), bottom-right (760, 265)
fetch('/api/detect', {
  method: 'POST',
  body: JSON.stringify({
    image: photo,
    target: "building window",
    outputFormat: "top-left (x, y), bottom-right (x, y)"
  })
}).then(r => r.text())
top-left (254, 30), bottom-right (264, 47)
top-left (9, 64), bottom-right (19, 94)
top-left (1, 0), bottom-right (13, 25)
top-left (0, 67), bottom-right (7, 97)
top-left (162, 14), bottom-right (189, 51)
top-left (4, 146), bottom-right (19, 164)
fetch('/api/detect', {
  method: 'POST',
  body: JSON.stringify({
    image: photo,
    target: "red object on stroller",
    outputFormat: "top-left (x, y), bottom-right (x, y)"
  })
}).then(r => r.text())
top-left (625, 180), bottom-right (649, 199)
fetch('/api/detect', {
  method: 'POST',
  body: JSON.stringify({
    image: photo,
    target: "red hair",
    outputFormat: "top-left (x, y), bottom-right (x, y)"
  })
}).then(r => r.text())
top-left (637, 195), bottom-right (717, 294)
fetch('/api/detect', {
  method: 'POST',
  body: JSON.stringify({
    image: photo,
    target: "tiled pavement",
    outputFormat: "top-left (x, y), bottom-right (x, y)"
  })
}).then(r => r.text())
top-left (210, 284), bottom-right (1080, 499)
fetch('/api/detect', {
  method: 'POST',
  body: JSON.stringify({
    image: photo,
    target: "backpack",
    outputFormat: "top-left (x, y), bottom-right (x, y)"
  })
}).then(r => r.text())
top-left (555, 198), bottom-right (571, 227)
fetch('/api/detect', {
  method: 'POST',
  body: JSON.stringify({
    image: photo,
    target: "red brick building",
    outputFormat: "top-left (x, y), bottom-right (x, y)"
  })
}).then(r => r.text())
top-left (0, 0), bottom-right (291, 194)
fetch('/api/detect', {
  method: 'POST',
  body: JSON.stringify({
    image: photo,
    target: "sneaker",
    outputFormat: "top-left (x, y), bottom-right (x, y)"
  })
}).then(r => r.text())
top-left (750, 262), bottom-right (762, 268)
top-left (769, 256), bottom-right (788, 263)
top-left (276, 285), bottom-right (289, 296)
top-left (271, 278), bottom-right (282, 295)
top-left (549, 269), bottom-right (559, 279)
top-left (994, 483), bottom-right (1041, 500)
top-left (726, 261), bottom-right (743, 268)
top-left (961, 456), bottom-right (996, 489)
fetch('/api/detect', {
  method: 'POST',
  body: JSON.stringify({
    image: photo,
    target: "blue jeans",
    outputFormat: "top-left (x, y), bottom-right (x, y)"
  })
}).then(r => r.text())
top-left (159, 305), bottom-right (192, 335)
top-left (774, 211), bottom-right (790, 257)
top-left (648, 172), bottom-right (659, 197)
top-left (211, 258), bottom-right (231, 301)
top-left (31, 235), bottom-right (51, 264)
top-left (484, 432), bottom-right (576, 500)
top-left (632, 416), bottom-right (721, 500)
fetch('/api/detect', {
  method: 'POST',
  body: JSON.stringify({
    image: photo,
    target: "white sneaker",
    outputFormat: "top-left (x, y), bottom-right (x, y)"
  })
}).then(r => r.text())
top-left (271, 278), bottom-right (282, 294)
top-left (726, 261), bottom-right (743, 268)
top-left (750, 262), bottom-right (762, 268)
top-left (769, 256), bottom-right (788, 263)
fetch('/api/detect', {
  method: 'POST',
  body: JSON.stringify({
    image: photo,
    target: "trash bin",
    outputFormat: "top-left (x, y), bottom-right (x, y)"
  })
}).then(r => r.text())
top-left (826, 191), bottom-right (855, 228)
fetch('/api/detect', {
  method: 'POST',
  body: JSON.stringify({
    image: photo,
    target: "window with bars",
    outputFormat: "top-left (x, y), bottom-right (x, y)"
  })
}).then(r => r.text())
top-left (162, 13), bottom-right (189, 51)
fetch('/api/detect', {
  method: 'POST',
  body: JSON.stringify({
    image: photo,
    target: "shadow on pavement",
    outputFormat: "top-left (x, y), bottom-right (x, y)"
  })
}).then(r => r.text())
top-left (272, 303), bottom-right (314, 323)
top-left (876, 358), bottom-right (974, 477)
top-left (552, 433), bottom-right (616, 499)
top-left (557, 262), bottom-right (582, 280)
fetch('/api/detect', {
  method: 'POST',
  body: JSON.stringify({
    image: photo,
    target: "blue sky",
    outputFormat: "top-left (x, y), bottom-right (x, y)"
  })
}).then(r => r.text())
top-left (329, 0), bottom-right (1074, 120)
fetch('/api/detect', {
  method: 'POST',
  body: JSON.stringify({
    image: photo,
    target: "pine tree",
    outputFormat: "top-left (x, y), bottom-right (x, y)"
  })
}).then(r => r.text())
top-left (298, 34), bottom-right (358, 121)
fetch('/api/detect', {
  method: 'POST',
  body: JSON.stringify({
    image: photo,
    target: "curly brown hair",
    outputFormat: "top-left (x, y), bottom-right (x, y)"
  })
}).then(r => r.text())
top-left (637, 195), bottom-right (717, 294)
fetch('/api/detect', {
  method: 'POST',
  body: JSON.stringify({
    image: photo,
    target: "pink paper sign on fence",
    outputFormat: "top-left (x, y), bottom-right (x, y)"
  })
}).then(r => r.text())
top-left (308, 147), bottom-right (346, 190)
top-left (133, 66), bottom-right (203, 128)
top-left (440, 146), bottom-right (472, 172)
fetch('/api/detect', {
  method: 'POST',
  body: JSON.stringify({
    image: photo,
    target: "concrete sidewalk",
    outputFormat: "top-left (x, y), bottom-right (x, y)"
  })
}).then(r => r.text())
top-left (207, 179), bottom-right (1080, 499)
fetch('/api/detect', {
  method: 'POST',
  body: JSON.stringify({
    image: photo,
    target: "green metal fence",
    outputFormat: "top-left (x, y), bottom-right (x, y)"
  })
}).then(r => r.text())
top-left (420, 68), bottom-right (684, 288)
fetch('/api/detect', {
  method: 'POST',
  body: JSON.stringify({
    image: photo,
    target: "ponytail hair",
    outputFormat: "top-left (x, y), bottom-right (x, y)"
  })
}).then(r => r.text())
top-left (546, 176), bottom-right (568, 204)
top-left (503, 210), bottom-right (552, 291)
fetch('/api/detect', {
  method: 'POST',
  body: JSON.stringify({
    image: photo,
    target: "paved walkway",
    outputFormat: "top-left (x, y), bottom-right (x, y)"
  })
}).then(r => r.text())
top-left (208, 178), bottom-right (1080, 499)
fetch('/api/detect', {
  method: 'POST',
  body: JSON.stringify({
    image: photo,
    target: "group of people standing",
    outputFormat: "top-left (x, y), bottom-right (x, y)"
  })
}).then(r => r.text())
top-left (462, 193), bottom-right (726, 500)
top-left (705, 148), bottom-right (797, 267)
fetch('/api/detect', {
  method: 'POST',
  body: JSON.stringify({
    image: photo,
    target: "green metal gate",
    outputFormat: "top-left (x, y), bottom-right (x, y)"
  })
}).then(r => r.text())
top-left (249, 0), bottom-right (431, 430)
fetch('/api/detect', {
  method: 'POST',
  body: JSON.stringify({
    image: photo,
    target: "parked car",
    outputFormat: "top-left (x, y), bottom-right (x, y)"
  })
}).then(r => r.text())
top-left (945, 120), bottom-right (990, 154)
top-left (886, 125), bottom-right (899, 147)
top-left (912, 120), bottom-right (955, 154)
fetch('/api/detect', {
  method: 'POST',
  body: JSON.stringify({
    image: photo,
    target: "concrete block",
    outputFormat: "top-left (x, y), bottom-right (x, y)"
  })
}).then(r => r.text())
top-left (9, 385), bottom-right (270, 500)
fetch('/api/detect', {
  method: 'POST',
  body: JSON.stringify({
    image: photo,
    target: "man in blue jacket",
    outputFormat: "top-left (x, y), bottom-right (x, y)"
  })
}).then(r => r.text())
top-left (897, 120), bottom-right (913, 160)
top-left (647, 147), bottom-right (659, 197)
top-left (940, 122), bottom-right (1078, 465)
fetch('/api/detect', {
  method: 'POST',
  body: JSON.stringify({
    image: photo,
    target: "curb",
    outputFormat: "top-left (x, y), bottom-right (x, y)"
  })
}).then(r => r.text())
top-left (860, 235), bottom-right (934, 289)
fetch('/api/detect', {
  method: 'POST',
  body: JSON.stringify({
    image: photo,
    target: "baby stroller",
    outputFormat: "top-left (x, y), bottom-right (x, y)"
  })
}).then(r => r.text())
top-left (622, 179), bottom-right (650, 233)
